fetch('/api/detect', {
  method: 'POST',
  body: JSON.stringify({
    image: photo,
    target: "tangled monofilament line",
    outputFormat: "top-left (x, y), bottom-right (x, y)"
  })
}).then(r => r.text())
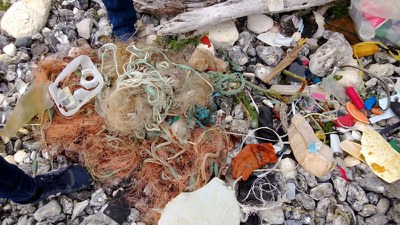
top-left (98, 44), bottom-right (178, 135)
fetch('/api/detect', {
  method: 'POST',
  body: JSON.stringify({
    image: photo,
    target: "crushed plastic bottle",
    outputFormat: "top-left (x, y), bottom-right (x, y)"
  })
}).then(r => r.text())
top-left (0, 85), bottom-right (54, 139)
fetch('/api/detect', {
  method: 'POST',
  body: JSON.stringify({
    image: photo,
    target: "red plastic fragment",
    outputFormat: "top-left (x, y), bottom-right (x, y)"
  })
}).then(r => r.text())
top-left (338, 166), bottom-right (349, 182)
top-left (334, 114), bottom-right (355, 127)
top-left (200, 36), bottom-right (212, 48)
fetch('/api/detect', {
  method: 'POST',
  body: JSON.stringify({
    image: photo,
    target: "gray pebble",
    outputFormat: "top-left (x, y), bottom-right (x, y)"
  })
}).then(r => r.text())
top-left (295, 193), bottom-right (315, 210)
top-left (347, 182), bottom-right (369, 211)
top-left (256, 46), bottom-right (283, 67)
top-left (359, 204), bottom-right (377, 217)
top-left (365, 214), bottom-right (388, 225)
top-left (376, 198), bottom-right (390, 215)
top-left (310, 183), bottom-right (333, 201)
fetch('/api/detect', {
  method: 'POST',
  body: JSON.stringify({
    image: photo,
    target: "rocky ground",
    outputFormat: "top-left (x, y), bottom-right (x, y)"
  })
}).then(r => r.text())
top-left (0, 0), bottom-right (400, 225)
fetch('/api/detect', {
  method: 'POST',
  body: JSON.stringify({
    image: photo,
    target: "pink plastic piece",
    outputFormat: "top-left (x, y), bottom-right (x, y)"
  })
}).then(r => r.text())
top-left (346, 86), bottom-right (364, 110)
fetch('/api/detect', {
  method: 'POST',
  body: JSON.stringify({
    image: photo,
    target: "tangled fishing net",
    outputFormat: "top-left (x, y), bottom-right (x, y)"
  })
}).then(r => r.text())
top-left (97, 43), bottom-right (213, 139)
top-left (127, 126), bottom-right (232, 224)
top-left (35, 43), bottom-right (239, 224)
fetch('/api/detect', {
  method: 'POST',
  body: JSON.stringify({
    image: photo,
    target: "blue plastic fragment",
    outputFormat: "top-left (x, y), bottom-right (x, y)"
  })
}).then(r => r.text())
top-left (307, 141), bottom-right (319, 154)
top-left (364, 96), bottom-right (377, 110)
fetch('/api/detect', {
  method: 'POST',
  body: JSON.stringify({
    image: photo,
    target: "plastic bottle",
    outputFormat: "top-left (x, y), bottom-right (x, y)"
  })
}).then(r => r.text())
top-left (280, 158), bottom-right (297, 201)
top-left (0, 85), bottom-right (54, 139)
top-left (321, 77), bottom-right (347, 106)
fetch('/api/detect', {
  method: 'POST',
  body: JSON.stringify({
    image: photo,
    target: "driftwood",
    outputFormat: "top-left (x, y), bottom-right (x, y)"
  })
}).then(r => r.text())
top-left (134, 0), bottom-right (221, 16)
top-left (157, 0), bottom-right (337, 34)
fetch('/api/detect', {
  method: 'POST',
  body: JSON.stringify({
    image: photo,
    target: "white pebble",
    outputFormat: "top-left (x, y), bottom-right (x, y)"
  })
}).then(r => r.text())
top-left (3, 43), bottom-right (16, 57)
top-left (225, 115), bottom-right (233, 123)
top-left (351, 130), bottom-right (362, 141)
top-left (4, 155), bottom-right (16, 164)
top-left (13, 150), bottom-right (27, 164)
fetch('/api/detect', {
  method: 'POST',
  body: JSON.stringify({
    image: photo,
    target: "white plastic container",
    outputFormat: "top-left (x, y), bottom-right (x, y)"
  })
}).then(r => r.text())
top-left (48, 55), bottom-right (104, 116)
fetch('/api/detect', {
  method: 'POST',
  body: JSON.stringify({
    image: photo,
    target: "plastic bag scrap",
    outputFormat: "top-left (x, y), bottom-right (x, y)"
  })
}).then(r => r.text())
top-left (231, 143), bottom-right (278, 181)
top-left (158, 178), bottom-right (240, 225)
top-left (288, 114), bottom-right (335, 177)
top-left (0, 85), bottom-right (54, 139)
top-left (361, 128), bottom-right (400, 183)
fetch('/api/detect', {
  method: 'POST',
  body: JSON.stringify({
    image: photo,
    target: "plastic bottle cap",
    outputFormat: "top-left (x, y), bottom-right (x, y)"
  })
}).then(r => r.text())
top-left (359, 22), bottom-right (375, 40)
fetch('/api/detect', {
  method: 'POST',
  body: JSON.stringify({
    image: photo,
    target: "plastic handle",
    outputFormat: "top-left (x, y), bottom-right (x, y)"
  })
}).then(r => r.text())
top-left (346, 86), bottom-right (364, 110)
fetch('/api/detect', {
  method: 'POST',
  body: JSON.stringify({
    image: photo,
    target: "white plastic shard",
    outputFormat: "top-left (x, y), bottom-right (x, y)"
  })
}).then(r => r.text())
top-left (361, 128), bottom-right (400, 183)
top-left (48, 55), bottom-right (104, 116)
top-left (158, 178), bottom-right (240, 225)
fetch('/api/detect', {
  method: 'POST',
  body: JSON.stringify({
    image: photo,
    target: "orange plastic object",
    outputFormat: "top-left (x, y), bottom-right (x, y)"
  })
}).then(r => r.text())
top-left (232, 143), bottom-right (278, 181)
top-left (347, 102), bottom-right (369, 124)
top-left (371, 107), bottom-right (384, 115)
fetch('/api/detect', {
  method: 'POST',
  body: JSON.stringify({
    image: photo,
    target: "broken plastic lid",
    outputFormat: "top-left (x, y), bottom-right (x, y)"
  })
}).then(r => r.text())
top-left (347, 102), bottom-right (369, 124)
top-left (48, 55), bottom-right (104, 116)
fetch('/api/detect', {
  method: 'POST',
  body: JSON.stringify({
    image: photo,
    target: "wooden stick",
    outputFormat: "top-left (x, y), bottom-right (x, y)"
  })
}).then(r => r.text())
top-left (157, 0), bottom-right (337, 34)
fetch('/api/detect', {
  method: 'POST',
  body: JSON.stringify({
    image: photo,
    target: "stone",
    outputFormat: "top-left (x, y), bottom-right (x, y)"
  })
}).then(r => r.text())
top-left (247, 14), bottom-right (273, 34)
top-left (316, 172), bottom-right (331, 183)
top-left (22, 140), bottom-right (41, 151)
top-left (34, 200), bottom-right (62, 222)
top-left (127, 208), bottom-right (140, 223)
top-left (2, 217), bottom-right (17, 225)
top-left (76, 18), bottom-right (93, 39)
top-left (1, 0), bottom-right (51, 38)
top-left (79, 213), bottom-right (119, 225)
top-left (14, 78), bottom-right (28, 95)
top-left (17, 215), bottom-right (35, 225)
top-left (372, 63), bottom-right (397, 77)
top-left (364, 214), bottom-right (388, 225)
top-left (13, 150), bottom-right (27, 164)
top-left (31, 42), bottom-right (49, 58)
top-left (344, 156), bottom-right (361, 167)
top-left (60, 197), bottom-right (73, 215)
top-left (142, 15), bottom-right (160, 27)
top-left (365, 77), bottom-right (378, 89)
top-left (4, 155), bottom-right (16, 164)
top-left (309, 32), bottom-right (352, 76)
top-left (207, 20), bottom-right (239, 48)
top-left (374, 50), bottom-right (397, 64)
top-left (284, 220), bottom-right (302, 225)
top-left (366, 192), bottom-right (379, 205)
top-left (225, 115), bottom-right (233, 123)
top-left (359, 204), bottom-right (377, 217)
top-left (347, 182), bottom-right (369, 211)
top-left (233, 104), bottom-right (244, 119)
top-left (237, 31), bottom-right (254, 52)
top-left (0, 35), bottom-right (10, 49)
top-left (310, 183), bottom-right (333, 201)
top-left (0, 54), bottom-right (12, 64)
top-left (295, 193), bottom-right (315, 210)
top-left (72, 200), bottom-right (89, 220)
top-left (15, 37), bottom-right (33, 48)
top-left (259, 208), bottom-right (285, 224)
top-left (47, 213), bottom-right (66, 223)
top-left (3, 44), bottom-right (16, 57)
top-left (376, 198), bottom-right (390, 215)
top-left (90, 189), bottom-right (108, 208)
top-left (229, 46), bottom-right (248, 66)
top-left (230, 119), bottom-right (248, 134)
top-left (359, 177), bottom-right (385, 193)
top-left (315, 197), bottom-right (336, 218)
top-left (5, 69), bottom-right (16, 82)
top-left (256, 46), bottom-right (283, 67)
top-left (332, 176), bottom-right (348, 201)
